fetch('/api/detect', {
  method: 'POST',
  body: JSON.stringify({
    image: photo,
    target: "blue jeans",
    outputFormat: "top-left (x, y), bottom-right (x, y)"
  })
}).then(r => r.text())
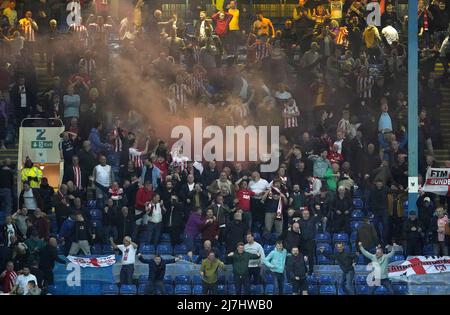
top-left (147, 222), bottom-right (162, 246)
top-left (341, 270), bottom-right (355, 295)
top-left (184, 235), bottom-right (195, 253)
top-left (0, 188), bottom-right (12, 215)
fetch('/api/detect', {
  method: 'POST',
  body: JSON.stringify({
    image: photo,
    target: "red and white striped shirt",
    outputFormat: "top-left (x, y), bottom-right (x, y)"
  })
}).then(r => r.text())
top-left (129, 147), bottom-right (144, 169)
top-left (170, 83), bottom-right (188, 107)
top-left (283, 103), bottom-right (299, 128)
top-left (79, 58), bottom-right (96, 76)
top-left (69, 24), bottom-right (88, 44)
top-left (73, 165), bottom-right (82, 189)
top-left (111, 128), bottom-right (123, 152)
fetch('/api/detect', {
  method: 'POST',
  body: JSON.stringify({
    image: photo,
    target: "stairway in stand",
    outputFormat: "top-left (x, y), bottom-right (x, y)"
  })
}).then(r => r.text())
top-left (430, 62), bottom-right (450, 166)
top-left (0, 55), bottom-right (53, 165)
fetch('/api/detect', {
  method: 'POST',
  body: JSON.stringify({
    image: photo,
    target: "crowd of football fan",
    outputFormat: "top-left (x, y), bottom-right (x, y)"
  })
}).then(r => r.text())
top-left (0, 0), bottom-right (449, 295)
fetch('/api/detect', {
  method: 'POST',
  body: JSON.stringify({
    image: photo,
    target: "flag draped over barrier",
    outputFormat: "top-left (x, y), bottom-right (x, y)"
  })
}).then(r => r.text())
top-left (67, 255), bottom-right (116, 268)
top-left (388, 256), bottom-right (450, 277)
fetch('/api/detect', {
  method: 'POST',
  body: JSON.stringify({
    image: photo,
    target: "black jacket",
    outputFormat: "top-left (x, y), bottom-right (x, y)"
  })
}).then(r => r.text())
top-left (116, 214), bottom-right (136, 240)
top-left (1, 222), bottom-right (24, 245)
top-left (280, 229), bottom-right (305, 252)
top-left (369, 187), bottom-right (388, 214)
top-left (138, 256), bottom-right (166, 281)
top-left (0, 166), bottom-right (14, 189)
top-left (225, 220), bottom-right (247, 252)
top-left (63, 164), bottom-right (88, 188)
top-left (201, 167), bottom-right (219, 188)
top-left (299, 217), bottom-right (319, 241)
top-left (39, 244), bottom-right (66, 271)
top-left (323, 251), bottom-right (356, 273)
top-left (18, 188), bottom-right (44, 210)
top-left (286, 254), bottom-right (307, 281)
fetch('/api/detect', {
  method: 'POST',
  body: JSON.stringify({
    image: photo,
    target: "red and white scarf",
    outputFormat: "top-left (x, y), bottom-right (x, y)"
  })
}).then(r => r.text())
top-left (272, 187), bottom-right (284, 219)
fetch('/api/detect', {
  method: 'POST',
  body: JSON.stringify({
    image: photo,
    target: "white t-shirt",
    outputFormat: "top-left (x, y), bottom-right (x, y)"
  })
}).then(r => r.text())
top-left (147, 202), bottom-right (163, 224)
top-left (6, 224), bottom-right (15, 247)
top-left (244, 241), bottom-right (265, 268)
top-left (94, 164), bottom-right (112, 187)
top-left (249, 178), bottom-right (270, 195)
top-left (15, 274), bottom-right (37, 295)
top-left (381, 25), bottom-right (399, 46)
top-left (117, 244), bottom-right (136, 265)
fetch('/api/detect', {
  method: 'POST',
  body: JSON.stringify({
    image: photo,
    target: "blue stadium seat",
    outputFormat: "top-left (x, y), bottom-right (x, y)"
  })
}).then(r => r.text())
top-left (138, 232), bottom-right (149, 243)
top-left (91, 220), bottom-right (103, 228)
top-left (356, 255), bottom-right (367, 265)
top-left (217, 275), bottom-right (226, 284)
top-left (423, 244), bottom-right (433, 255)
top-left (319, 285), bottom-right (337, 295)
top-left (355, 275), bottom-right (368, 285)
top-left (89, 209), bottom-right (102, 219)
top-left (307, 274), bottom-right (318, 285)
top-left (374, 285), bottom-right (389, 295)
top-left (350, 231), bottom-right (358, 242)
top-left (264, 273), bottom-right (273, 284)
top-left (284, 283), bottom-right (293, 295)
top-left (165, 284), bottom-right (174, 294)
top-left (308, 285), bottom-right (319, 295)
top-left (174, 244), bottom-right (188, 255)
top-left (393, 284), bottom-right (408, 295)
top-left (139, 244), bottom-right (155, 255)
top-left (102, 284), bottom-right (119, 295)
top-left (355, 285), bottom-right (369, 295)
top-left (91, 244), bottom-right (103, 255)
top-left (351, 221), bottom-right (362, 231)
top-left (227, 274), bottom-right (235, 285)
top-left (351, 210), bottom-right (364, 220)
top-left (174, 284), bottom-right (191, 295)
top-left (217, 285), bottom-right (226, 295)
top-left (102, 244), bottom-right (115, 254)
top-left (82, 283), bottom-right (102, 295)
top-left (319, 274), bottom-right (337, 285)
top-left (317, 255), bottom-right (333, 265)
top-left (192, 285), bottom-right (203, 295)
top-left (86, 200), bottom-right (97, 208)
top-left (253, 232), bottom-right (261, 243)
top-left (157, 244), bottom-right (173, 255)
top-left (315, 232), bottom-right (331, 243)
top-left (352, 198), bottom-right (364, 209)
top-left (160, 233), bottom-right (171, 244)
top-left (192, 275), bottom-right (202, 285)
top-left (263, 244), bottom-right (275, 255)
top-left (175, 275), bottom-right (191, 285)
top-left (47, 284), bottom-right (66, 295)
top-left (265, 284), bottom-right (275, 295)
top-left (137, 284), bottom-right (147, 295)
top-left (164, 275), bottom-right (173, 285)
top-left (332, 233), bottom-right (349, 244)
top-left (390, 255), bottom-right (405, 263)
top-left (228, 284), bottom-right (236, 295)
top-left (353, 189), bottom-right (362, 197)
top-left (316, 243), bottom-right (332, 255)
top-left (138, 275), bottom-right (148, 284)
top-left (429, 285), bottom-right (448, 295)
top-left (250, 284), bottom-right (264, 295)
top-left (120, 284), bottom-right (137, 295)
